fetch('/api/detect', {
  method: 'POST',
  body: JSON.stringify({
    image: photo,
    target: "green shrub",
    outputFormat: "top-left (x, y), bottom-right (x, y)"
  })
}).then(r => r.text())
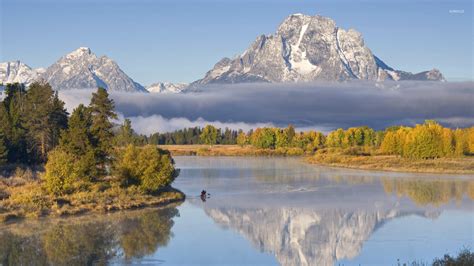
top-left (43, 149), bottom-right (78, 195)
top-left (115, 145), bottom-right (179, 193)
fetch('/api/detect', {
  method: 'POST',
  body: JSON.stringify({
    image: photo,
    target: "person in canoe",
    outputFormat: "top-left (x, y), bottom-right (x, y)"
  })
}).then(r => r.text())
top-left (200, 190), bottom-right (210, 201)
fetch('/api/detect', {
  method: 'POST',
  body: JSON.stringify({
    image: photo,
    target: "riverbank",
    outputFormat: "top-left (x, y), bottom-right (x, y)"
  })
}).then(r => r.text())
top-left (158, 144), bottom-right (305, 156)
top-left (159, 145), bottom-right (474, 174)
top-left (0, 176), bottom-right (185, 223)
top-left (307, 152), bottom-right (474, 175)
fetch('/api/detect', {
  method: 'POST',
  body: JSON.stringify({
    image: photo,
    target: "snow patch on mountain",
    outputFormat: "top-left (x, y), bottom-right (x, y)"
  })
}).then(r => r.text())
top-left (146, 82), bottom-right (188, 93)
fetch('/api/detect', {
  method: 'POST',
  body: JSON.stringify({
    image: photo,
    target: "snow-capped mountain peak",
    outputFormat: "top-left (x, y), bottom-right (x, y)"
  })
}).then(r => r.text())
top-left (41, 47), bottom-right (147, 92)
top-left (0, 61), bottom-right (43, 86)
top-left (190, 13), bottom-right (445, 87)
top-left (65, 47), bottom-right (93, 60)
top-left (1, 47), bottom-right (147, 92)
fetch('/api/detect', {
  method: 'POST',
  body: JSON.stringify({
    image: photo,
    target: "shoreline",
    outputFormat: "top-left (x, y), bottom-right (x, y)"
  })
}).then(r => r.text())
top-left (158, 145), bottom-right (474, 175)
top-left (0, 187), bottom-right (186, 224)
top-left (157, 144), bottom-right (305, 156)
top-left (306, 154), bottom-right (474, 175)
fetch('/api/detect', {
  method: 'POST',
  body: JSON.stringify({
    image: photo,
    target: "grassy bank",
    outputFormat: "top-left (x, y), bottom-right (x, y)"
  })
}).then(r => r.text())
top-left (307, 149), bottom-right (474, 174)
top-left (0, 169), bottom-right (185, 223)
top-left (157, 144), bottom-right (306, 156)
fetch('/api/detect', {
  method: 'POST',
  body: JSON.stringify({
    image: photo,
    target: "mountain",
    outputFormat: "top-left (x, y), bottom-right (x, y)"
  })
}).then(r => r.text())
top-left (41, 47), bottom-right (146, 92)
top-left (206, 207), bottom-right (434, 266)
top-left (0, 61), bottom-right (44, 86)
top-left (190, 13), bottom-right (445, 87)
top-left (146, 82), bottom-right (188, 93)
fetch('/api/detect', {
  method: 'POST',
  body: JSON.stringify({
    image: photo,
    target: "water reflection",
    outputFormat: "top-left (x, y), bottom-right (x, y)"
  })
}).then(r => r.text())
top-left (204, 207), bottom-right (436, 266)
top-left (382, 178), bottom-right (474, 206)
top-left (174, 156), bottom-right (474, 266)
top-left (0, 157), bottom-right (472, 266)
top-left (0, 207), bottom-right (179, 265)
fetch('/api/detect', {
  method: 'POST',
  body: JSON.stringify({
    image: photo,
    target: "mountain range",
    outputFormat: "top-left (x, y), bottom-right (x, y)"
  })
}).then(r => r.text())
top-left (0, 13), bottom-right (445, 93)
top-left (206, 207), bottom-right (436, 266)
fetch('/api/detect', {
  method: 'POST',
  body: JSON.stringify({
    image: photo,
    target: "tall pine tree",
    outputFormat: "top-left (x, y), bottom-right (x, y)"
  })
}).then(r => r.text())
top-left (23, 82), bottom-right (68, 162)
top-left (3, 83), bottom-right (28, 162)
top-left (89, 87), bottom-right (117, 169)
top-left (60, 104), bottom-right (93, 157)
top-left (49, 91), bottom-right (69, 148)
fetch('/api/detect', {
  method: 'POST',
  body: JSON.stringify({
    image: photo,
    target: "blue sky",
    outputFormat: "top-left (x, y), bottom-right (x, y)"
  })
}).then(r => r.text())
top-left (1, 0), bottom-right (472, 84)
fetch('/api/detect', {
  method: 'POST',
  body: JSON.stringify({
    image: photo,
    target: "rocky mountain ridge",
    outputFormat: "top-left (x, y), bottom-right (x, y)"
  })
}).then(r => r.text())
top-left (190, 14), bottom-right (445, 87)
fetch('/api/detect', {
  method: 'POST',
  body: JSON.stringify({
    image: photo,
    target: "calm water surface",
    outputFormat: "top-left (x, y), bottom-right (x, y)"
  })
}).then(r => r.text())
top-left (1, 156), bottom-right (473, 265)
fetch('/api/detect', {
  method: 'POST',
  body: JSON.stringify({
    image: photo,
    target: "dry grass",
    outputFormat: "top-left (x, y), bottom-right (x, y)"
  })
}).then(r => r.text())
top-left (307, 149), bottom-right (474, 174)
top-left (0, 175), bottom-right (185, 223)
top-left (157, 145), bottom-right (305, 156)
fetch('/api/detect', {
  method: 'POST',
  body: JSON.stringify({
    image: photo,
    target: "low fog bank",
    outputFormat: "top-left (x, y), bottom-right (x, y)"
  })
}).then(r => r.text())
top-left (58, 81), bottom-right (474, 134)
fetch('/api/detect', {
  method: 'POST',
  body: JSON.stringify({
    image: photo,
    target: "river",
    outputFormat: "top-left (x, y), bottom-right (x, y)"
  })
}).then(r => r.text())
top-left (1, 156), bottom-right (473, 265)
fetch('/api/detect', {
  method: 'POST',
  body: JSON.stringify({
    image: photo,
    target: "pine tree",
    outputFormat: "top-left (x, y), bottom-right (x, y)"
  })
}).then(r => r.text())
top-left (0, 134), bottom-right (8, 165)
top-left (23, 82), bottom-right (56, 162)
top-left (4, 83), bottom-right (28, 162)
top-left (60, 104), bottom-right (93, 157)
top-left (115, 119), bottom-right (136, 146)
top-left (49, 91), bottom-right (69, 147)
top-left (89, 87), bottom-right (117, 168)
top-left (0, 104), bottom-right (10, 152)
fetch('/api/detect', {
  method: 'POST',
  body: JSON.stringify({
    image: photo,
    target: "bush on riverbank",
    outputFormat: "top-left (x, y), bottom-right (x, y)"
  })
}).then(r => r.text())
top-left (114, 145), bottom-right (179, 193)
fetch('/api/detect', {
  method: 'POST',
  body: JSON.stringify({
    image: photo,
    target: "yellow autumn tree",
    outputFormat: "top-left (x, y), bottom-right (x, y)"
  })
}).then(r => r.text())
top-left (403, 121), bottom-right (444, 159)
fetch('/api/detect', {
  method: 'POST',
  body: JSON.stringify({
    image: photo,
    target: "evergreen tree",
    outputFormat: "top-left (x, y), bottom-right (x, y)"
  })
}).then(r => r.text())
top-left (4, 83), bottom-right (28, 162)
top-left (89, 87), bottom-right (117, 167)
top-left (0, 134), bottom-right (8, 165)
top-left (286, 125), bottom-right (296, 144)
top-left (0, 104), bottom-right (10, 162)
top-left (60, 104), bottom-right (93, 157)
top-left (49, 91), bottom-right (69, 147)
top-left (116, 119), bottom-right (136, 146)
top-left (23, 82), bottom-right (57, 162)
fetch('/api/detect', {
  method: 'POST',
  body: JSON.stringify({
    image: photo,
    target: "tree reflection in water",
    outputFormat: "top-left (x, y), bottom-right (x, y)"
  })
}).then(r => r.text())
top-left (0, 207), bottom-right (179, 265)
top-left (382, 178), bottom-right (474, 206)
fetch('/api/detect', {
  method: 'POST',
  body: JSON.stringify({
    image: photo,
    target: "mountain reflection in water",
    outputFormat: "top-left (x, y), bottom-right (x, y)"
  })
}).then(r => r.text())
top-left (177, 157), bottom-right (473, 266)
top-left (0, 157), bottom-right (472, 266)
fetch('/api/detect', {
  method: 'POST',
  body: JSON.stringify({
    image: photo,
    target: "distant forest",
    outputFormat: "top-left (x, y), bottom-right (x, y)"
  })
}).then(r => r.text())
top-left (136, 122), bottom-right (474, 160)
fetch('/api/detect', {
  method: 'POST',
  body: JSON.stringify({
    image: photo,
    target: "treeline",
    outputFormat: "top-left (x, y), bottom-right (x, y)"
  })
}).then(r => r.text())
top-left (146, 122), bottom-right (473, 160)
top-left (0, 83), bottom-right (178, 196)
top-left (141, 126), bottom-right (240, 145)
